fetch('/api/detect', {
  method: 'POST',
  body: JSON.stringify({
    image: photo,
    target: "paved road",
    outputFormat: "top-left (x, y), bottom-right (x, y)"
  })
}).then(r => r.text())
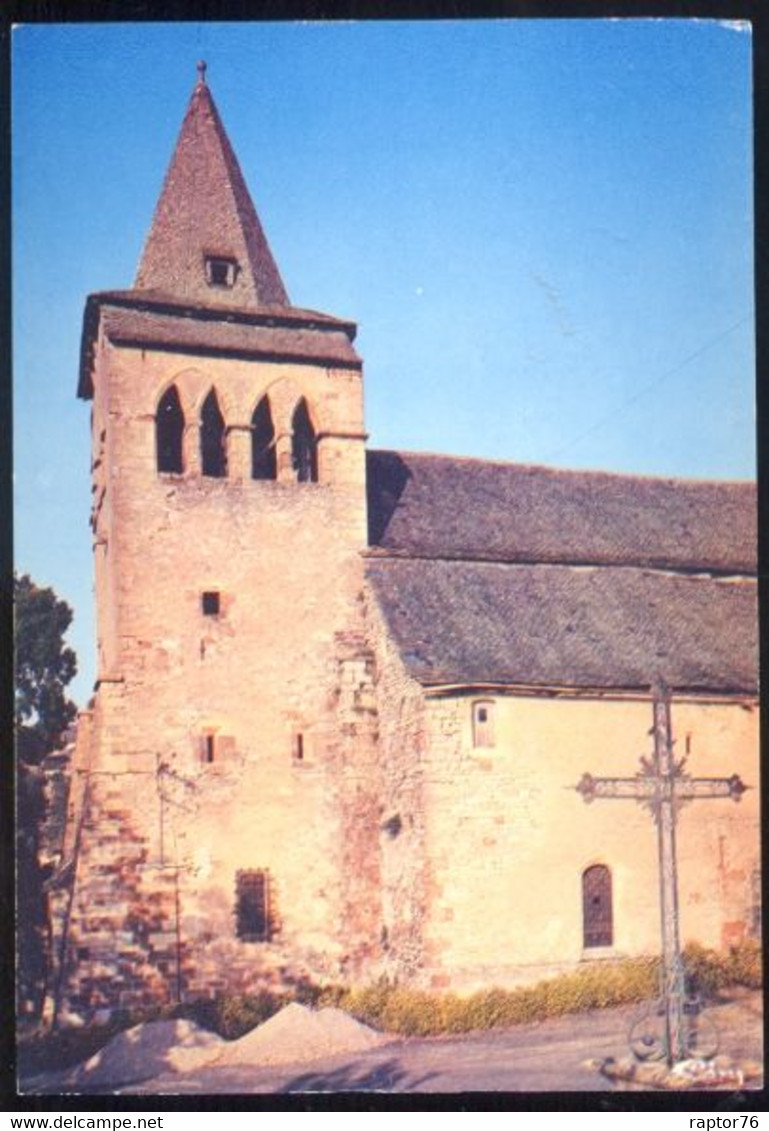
top-left (124, 992), bottom-right (762, 1096)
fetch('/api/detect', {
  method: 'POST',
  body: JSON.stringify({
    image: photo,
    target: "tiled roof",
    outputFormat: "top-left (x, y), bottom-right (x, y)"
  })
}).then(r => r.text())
top-left (134, 73), bottom-right (288, 308)
top-left (102, 306), bottom-right (360, 367)
top-left (366, 450), bottom-right (757, 693)
top-left (78, 293), bottom-right (360, 397)
top-left (366, 559), bottom-right (757, 693)
top-left (366, 450), bottom-right (756, 575)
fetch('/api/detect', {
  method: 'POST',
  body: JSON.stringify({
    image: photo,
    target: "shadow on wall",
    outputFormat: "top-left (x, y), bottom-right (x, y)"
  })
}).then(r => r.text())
top-left (366, 452), bottom-right (412, 546)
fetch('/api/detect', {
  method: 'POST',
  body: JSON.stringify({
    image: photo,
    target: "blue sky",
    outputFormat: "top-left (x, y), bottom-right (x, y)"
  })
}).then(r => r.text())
top-left (13, 20), bottom-right (755, 705)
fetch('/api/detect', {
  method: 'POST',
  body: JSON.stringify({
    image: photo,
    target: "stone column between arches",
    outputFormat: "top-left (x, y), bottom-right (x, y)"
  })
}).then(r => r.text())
top-left (226, 424), bottom-right (252, 480)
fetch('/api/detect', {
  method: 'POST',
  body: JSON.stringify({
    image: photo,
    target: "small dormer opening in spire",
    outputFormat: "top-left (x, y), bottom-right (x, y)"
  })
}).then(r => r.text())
top-left (205, 255), bottom-right (239, 289)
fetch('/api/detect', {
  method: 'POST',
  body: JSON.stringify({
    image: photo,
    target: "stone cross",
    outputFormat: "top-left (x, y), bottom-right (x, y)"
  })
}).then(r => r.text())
top-left (576, 682), bottom-right (747, 1065)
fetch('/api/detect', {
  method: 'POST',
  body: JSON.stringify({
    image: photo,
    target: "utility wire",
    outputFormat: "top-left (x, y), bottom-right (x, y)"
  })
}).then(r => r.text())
top-left (547, 314), bottom-right (752, 462)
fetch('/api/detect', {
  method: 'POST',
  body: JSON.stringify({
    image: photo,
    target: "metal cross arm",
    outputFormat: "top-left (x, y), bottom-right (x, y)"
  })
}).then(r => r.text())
top-left (675, 774), bottom-right (747, 800)
top-left (576, 771), bottom-right (747, 804)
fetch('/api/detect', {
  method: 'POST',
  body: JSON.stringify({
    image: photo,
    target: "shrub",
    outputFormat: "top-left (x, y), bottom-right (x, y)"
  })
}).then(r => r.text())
top-left (184, 990), bottom-right (285, 1040)
top-left (315, 982), bottom-right (347, 1010)
top-left (682, 941), bottom-right (728, 997)
top-left (724, 938), bottom-right (762, 990)
top-left (336, 956), bottom-right (662, 1037)
top-left (681, 938), bottom-right (762, 998)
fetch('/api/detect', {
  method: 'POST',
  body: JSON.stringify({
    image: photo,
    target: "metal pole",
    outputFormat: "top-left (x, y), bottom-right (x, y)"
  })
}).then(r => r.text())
top-left (653, 686), bottom-right (686, 1065)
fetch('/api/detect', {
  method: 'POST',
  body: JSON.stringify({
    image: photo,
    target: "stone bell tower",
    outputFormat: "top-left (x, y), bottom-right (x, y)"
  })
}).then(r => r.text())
top-left (52, 64), bottom-right (382, 1020)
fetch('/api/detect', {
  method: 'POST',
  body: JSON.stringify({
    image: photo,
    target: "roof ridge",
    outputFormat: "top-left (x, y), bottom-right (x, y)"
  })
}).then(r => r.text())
top-left (367, 447), bottom-right (757, 489)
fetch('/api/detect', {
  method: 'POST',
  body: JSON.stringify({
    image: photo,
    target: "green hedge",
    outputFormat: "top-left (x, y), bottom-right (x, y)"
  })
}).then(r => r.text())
top-left (18, 938), bottom-right (762, 1071)
top-left (318, 940), bottom-right (762, 1038)
top-left (327, 956), bottom-right (662, 1037)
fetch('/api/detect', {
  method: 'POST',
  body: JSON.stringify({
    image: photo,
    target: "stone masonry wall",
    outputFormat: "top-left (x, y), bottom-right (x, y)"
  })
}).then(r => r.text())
top-left (417, 691), bottom-right (760, 991)
top-left (56, 317), bottom-right (759, 1014)
top-left (56, 335), bottom-right (377, 1019)
top-left (331, 626), bottom-right (384, 981)
top-left (365, 587), bottom-right (431, 985)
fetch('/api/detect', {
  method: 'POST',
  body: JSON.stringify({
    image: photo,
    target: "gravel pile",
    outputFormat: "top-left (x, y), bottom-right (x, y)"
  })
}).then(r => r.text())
top-left (31, 1004), bottom-right (386, 1092)
top-left (66, 1019), bottom-right (225, 1089)
top-left (216, 1002), bottom-right (387, 1067)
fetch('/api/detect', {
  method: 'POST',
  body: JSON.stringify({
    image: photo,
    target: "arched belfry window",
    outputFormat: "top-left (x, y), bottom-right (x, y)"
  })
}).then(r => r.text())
top-left (251, 396), bottom-right (277, 480)
top-left (292, 399), bottom-right (318, 483)
top-left (582, 864), bottom-right (613, 949)
top-left (200, 389), bottom-right (227, 478)
top-left (156, 385), bottom-right (184, 474)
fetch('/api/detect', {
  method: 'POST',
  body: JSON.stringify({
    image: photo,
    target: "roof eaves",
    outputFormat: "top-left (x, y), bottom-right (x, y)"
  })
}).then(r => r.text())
top-left (418, 678), bottom-right (759, 700)
top-left (105, 333), bottom-right (363, 372)
top-left (89, 289), bottom-right (358, 341)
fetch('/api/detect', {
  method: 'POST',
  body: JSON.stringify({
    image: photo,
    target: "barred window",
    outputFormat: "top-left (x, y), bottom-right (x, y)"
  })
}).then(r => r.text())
top-left (582, 864), bottom-right (613, 949)
top-left (236, 870), bottom-right (273, 942)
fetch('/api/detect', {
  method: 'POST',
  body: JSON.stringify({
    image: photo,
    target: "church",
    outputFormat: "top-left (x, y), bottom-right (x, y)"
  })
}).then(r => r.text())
top-left (45, 65), bottom-right (759, 1022)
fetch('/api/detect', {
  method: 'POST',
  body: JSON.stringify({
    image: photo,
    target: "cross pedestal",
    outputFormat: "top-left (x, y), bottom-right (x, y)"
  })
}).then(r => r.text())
top-left (576, 683), bottom-right (747, 1065)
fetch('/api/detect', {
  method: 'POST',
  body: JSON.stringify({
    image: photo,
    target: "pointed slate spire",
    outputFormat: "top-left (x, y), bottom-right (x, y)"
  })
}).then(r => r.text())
top-left (135, 63), bottom-right (289, 308)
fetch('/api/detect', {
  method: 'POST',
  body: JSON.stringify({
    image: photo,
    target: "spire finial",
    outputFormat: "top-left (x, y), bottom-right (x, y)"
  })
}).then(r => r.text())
top-left (196, 60), bottom-right (207, 87)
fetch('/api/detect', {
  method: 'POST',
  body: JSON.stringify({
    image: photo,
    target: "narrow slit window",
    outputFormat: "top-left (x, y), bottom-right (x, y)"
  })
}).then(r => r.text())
top-left (204, 734), bottom-right (215, 764)
top-left (156, 385), bottom-right (184, 474)
top-left (582, 864), bottom-right (613, 948)
top-left (251, 396), bottom-right (277, 480)
top-left (472, 700), bottom-right (495, 748)
top-left (291, 399), bottom-right (318, 483)
top-left (293, 733), bottom-right (304, 762)
top-left (236, 870), bottom-right (272, 941)
top-left (201, 389), bottom-right (227, 478)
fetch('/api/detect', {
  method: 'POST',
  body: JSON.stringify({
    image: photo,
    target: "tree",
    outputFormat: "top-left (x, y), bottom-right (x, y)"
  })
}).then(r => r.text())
top-left (15, 573), bottom-right (77, 764)
top-left (15, 573), bottom-right (78, 1022)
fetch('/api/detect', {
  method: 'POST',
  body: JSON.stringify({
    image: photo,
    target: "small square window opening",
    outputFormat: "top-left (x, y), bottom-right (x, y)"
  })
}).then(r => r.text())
top-left (205, 256), bottom-right (238, 288)
top-left (202, 591), bottom-right (220, 616)
top-left (472, 700), bottom-right (495, 748)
